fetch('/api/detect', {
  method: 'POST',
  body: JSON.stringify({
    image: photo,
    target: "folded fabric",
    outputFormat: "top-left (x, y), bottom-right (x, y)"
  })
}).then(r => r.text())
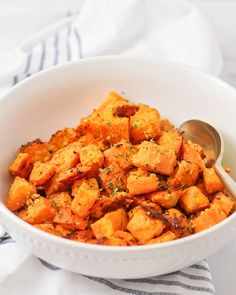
top-left (0, 0), bottom-right (219, 294)
top-left (0, 230), bottom-right (215, 295)
top-left (0, 0), bottom-right (222, 90)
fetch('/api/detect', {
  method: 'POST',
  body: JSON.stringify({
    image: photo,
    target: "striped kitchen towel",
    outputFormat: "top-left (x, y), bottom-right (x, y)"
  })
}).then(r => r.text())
top-left (0, 0), bottom-right (220, 294)
top-left (0, 229), bottom-right (215, 295)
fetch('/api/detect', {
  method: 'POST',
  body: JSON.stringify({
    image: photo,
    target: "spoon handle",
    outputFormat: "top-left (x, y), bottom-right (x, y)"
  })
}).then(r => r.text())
top-left (215, 163), bottom-right (236, 199)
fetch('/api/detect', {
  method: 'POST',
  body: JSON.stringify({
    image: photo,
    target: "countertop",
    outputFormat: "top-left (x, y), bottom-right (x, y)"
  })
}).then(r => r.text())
top-left (0, 0), bottom-right (235, 294)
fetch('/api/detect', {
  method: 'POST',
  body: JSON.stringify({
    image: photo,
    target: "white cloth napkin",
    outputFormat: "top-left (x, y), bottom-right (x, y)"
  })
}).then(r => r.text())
top-left (0, 0), bottom-right (220, 294)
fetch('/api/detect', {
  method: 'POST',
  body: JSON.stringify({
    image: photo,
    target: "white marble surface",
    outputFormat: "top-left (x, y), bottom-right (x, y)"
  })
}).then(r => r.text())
top-left (0, 0), bottom-right (236, 294)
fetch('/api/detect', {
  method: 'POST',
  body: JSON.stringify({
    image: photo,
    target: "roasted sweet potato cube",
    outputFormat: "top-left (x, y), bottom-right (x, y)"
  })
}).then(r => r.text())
top-left (44, 174), bottom-right (69, 195)
top-left (104, 140), bottom-right (136, 170)
top-left (132, 141), bottom-right (177, 175)
top-left (69, 229), bottom-right (95, 242)
top-left (49, 192), bottom-right (72, 208)
top-left (57, 165), bottom-right (89, 185)
top-left (91, 196), bottom-right (119, 219)
top-left (191, 204), bottom-right (226, 233)
top-left (23, 194), bottom-right (56, 224)
top-left (48, 127), bottom-right (78, 153)
top-left (130, 104), bottom-right (161, 143)
top-left (102, 117), bottom-right (130, 144)
top-left (203, 168), bottom-right (224, 194)
top-left (20, 139), bottom-right (51, 163)
top-left (113, 230), bottom-right (136, 245)
top-left (212, 192), bottom-right (234, 216)
top-left (127, 207), bottom-right (165, 244)
top-left (6, 177), bottom-right (36, 211)
top-left (113, 104), bottom-right (139, 117)
top-left (54, 205), bottom-right (88, 230)
top-left (160, 118), bottom-right (174, 131)
top-left (34, 224), bottom-right (60, 236)
top-left (127, 169), bottom-right (159, 195)
top-left (91, 208), bottom-right (128, 239)
top-left (97, 91), bottom-right (129, 120)
top-left (157, 130), bottom-right (182, 154)
top-left (181, 141), bottom-right (205, 171)
top-left (71, 178), bottom-right (100, 218)
top-left (79, 144), bottom-right (104, 176)
top-left (99, 164), bottom-right (127, 194)
top-left (9, 152), bottom-right (33, 178)
top-left (97, 236), bottom-right (128, 246)
top-left (50, 141), bottom-right (81, 173)
top-left (147, 231), bottom-right (176, 244)
top-left (169, 160), bottom-right (199, 188)
top-left (179, 186), bottom-right (210, 214)
top-left (148, 190), bottom-right (181, 209)
top-left (29, 162), bottom-right (55, 186)
top-left (164, 208), bottom-right (188, 237)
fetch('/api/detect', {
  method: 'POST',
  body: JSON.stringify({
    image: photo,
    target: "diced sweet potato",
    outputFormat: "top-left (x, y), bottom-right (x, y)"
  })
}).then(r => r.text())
top-left (132, 141), bottom-right (177, 175)
top-left (20, 139), bottom-right (52, 163)
top-left (179, 186), bottom-right (210, 214)
top-left (168, 160), bottom-right (199, 188)
top-left (47, 127), bottom-right (79, 153)
top-left (113, 230), bottom-right (136, 245)
top-left (104, 140), bottom-right (136, 170)
top-left (160, 118), bottom-right (174, 131)
top-left (147, 231), bottom-right (176, 244)
top-left (49, 192), bottom-right (72, 208)
top-left (196, 181), bottom-right (208, 195)
top-left (6, 177), bottom-right (36, 211)
top-left (127, 207), bottom-right (165, 244)
top-left (203, 168), bottom-right (224, 194)
top-left (79, 144), bottom-right (104, 177)
top-left (181, 141), bottom-right (205, 171)
top-left (71, 178), bottom-right (100, 218)
top-left (164, 208), bottom-right (188, 237)
top-left (191, 204), bottom-right (226, 233)
top-left (91, 193), bottom-right (134, 219)
top-left (80, 113), bottom-right (130, 145)
top-left (212, 192), bottom-right (234, 216)
top-left (130, 104), bottom-right (161, 143)
top-left (127, 169), bottom-right (159, 195)
top-left (148, 190), bottom-right (181, 209)
top-left (50, 141), bottom-right (81, 173)
top-left (23, 194), bottom-right (56, 224)
top-left (34, 223), bottom-right (60, 236)
top-left (29, 162), bottom-right (55, 186)
top-left (97, 236), bottom-right (128, 246)
top-left (99, 164), bottom-right (127, 194)
top-left (97, 92), bottom-right (129, 120)
top-left (54, 205), bottom-right (88, 230)
top-left (157, 130), bottom-right (182, 155)
top-left (91, 208), bottom-right (128, 239)
top-left (9, 153), bottom-right (33, 178)
top-left (44, 174), bottom-right (69, 195)
top-left (69, 229), bottom-right (95, 242)
top-left (57, 165), bottom-right (89, 185)
top-left (113, 104), bottom-right (139, 118)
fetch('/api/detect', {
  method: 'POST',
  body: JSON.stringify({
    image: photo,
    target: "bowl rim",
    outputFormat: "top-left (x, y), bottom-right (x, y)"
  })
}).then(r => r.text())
top-left (0, 56), bottom-right (236, 252)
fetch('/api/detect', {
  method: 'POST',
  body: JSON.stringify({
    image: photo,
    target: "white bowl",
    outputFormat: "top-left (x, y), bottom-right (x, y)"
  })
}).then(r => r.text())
top-left (0, 57), bottom-right (236, 279)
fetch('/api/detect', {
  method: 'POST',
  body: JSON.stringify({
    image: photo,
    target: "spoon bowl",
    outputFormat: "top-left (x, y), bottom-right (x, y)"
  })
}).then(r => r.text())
top-left (179, 119), bottom-right (236, 199)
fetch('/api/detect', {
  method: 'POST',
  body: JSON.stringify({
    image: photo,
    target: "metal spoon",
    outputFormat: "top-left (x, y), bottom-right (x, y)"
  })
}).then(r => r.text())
top-left (179, 119), bottom-right (236, 198)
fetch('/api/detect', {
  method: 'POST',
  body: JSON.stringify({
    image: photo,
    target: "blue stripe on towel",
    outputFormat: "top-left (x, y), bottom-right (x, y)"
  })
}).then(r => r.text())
top-left (0, 232), bottom-right (15, 245)
top-left (67, 24), bottom-right (72, 61)
top-left (25, 50), bottom-right (32, 77)
top-left (38, 41), bottom-right (46, 71)
top-left (125, 279), bottom-right (215, 294)
top-left (84, 276), bottom-right (181, 295)
top-left (73, 27), bottom-right (83, 59)
top-left (173, 271), bottom-right (213, 283)
top-left (54, 33), bottom-right (59, 65)
top-left (12, 75), bottom-right (18, 86)
top-left (190, 265), bottom-right (210, 272)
